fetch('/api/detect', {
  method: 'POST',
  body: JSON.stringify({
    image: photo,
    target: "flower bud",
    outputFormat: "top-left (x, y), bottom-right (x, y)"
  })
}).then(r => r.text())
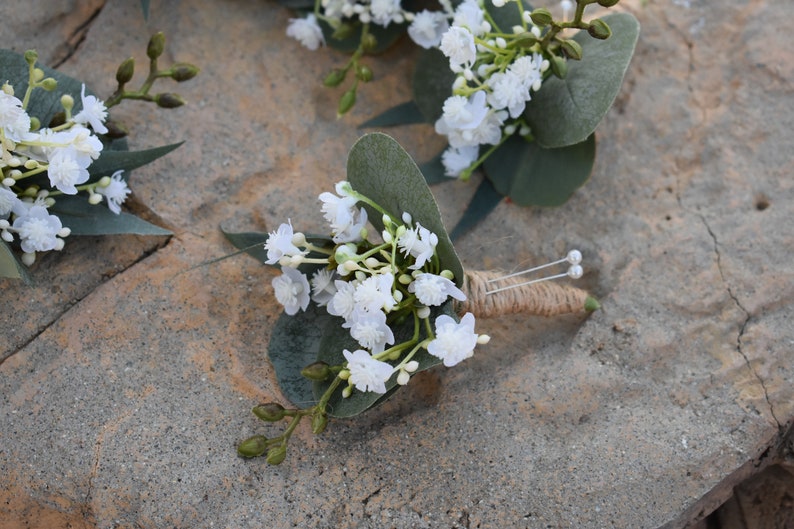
top-left (301, 361), bottom-right (332, 381)
top-left (24, 50), bottom-right (38, 65)
top-left (169, 62), bottom-right (200, 82)
top-left (323, 68), bottom-right (347, 87)
top-left (21, 252), bottom-right (35, 266)
top-left (32, 68), bottom-right (44, 82)
top-left (355, 64), bottom-right (373, 83)
top-left (529, 8), bottom-right (553, 26)
top-left (60, 94), bottom-right (74, 112)
top-left (40, 78), bottom-right (57, 91)
top-left (396, 370), bottom-right (410, 386)
top-left (560, 39), bottom-right (583, 60)
top-left (252, 402), bottom-right (287, 421)
top-left (237, 435), bottom-right (268, 458)
top-left (331, 22), bottom-right (356, 40)
top-left (88, 193), bottom-right (102, 205)
top-left (29, 116), bottom-right (40, 131)
top-left (147, 32), bottom-right (166, 60)
top-left (337, 88), bottom-right (356, 116)
top-left (311, 413), bottom-right (328, 434)
top-left (103, 119), bottom-right (129, 139)
top-left (266, 445), bottom-right (287, 465)
top-left (511, 32), bottom-right (537, 48)
top-left (584, 296), bottom-right (601, 312)
top-left (361, 33), bottom-right (378, 52)
top-left (550, 55), bottom-right (568, 78)
top-left (154, 93), bottom-right (186, 108)
top-left (116, 57), bottom-right (135, 85)
top-left (97, 176), bottom-right (112, 187)
top-left (597, 0), bottom-right (620, 6)
top-left (587, 19), bottom-right (612, 40)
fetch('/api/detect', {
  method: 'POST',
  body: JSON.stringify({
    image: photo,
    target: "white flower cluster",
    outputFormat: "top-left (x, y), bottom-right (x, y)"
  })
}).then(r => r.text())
top-left (265, 181), bottom-right (489, 396)
top-left (0, 82), bottom-right (130, 264)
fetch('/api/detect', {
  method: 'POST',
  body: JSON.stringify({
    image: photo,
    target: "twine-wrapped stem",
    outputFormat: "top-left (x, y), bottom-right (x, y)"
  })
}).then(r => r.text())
top-left (456, 270), bottom-right (598, 318)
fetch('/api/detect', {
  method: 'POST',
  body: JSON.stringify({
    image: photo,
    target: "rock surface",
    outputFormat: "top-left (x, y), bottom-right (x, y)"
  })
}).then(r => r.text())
top-left (1, 1), bottom-right (792, 528)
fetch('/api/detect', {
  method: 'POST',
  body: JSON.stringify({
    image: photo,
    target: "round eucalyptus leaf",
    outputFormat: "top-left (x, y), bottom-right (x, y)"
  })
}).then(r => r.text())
top-left (412, 48), bottom-right (455, 123)
top-left (320, 19), bottom-right (407, 54)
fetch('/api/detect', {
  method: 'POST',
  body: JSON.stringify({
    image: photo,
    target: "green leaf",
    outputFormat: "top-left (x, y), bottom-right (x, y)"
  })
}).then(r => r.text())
top-left (358, 101), bottom-right (426, 128)
top-left (523, 12), bottom-right (640, 148)
top-left (313, 302), bottom-right (458, 418)
top-left (412, 48), bottom-right (455, 123)
top-left (140, 0), bottom-right (150, 19)
top-left (0, 242), bottom-right (31, 283)
top-left (320, 20), bottom-right (406, 54)
top-left (483, 133), bottom-right (595, 206)
top-left (346, 132), bottom-right (464, 285)
top-left (450, 177), bottom-right (504, 241)
top-left (87, 142), bottom-right (183, 179)
top-left (51, 196), bottom-right (171, 236)
top-left (277, 0), bottom-right (314, 9)
top-left (485, 0), bottom-right (526, 33)
top-left (418, 150), bottom-right (451, 185)
top-left (222, 230), bottom-right (270, 263)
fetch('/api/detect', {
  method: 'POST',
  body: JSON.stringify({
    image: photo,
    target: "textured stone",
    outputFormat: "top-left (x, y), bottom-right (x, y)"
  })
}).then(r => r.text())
top-left (1, 0), bottom-right (792, 528)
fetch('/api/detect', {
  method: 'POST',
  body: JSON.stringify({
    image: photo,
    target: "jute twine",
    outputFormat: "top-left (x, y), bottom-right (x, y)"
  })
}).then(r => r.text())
top-left (456, 270), bottom-right (593, 319)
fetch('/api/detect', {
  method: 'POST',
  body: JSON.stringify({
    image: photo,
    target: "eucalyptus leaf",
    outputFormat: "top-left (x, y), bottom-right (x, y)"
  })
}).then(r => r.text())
top-left (222, 230), bottom-right (270, 263)
top-left (0, 242), bottom-right (30, 283)
top-left (523, 12), bottom-right (640, 148)
top-left (412, 48), bottom-right (455, 123)
top-left (484, 133), bottom-right (595, 206)
top-left (346, 133), bottom-right (464, 285)
top-left (320, 20), bottom-right (406, 54)
top-left (87, 142), bottom-right (183, 180)
top-left (51, 196), bottom-right (172, 236)
top-left (418, 150), bottom-right (450, 185)
top-left (277, 0), bottom-right (315, 9)
top-left (449, 177), bottom-right (504, 241)
top-left (313, 302), bottom-right (458, 418)
top-left (358, 101), bottom-right (426, 128)
top-left (140, 0), bottom-right (150, 19)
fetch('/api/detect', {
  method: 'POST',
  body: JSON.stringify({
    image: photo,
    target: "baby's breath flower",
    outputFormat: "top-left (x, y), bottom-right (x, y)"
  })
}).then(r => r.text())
top-left (427, 312), bottom-right (479, 367)
top-left (342, 349), bottom-right (394, 394)
top-left (343, 308), bottom-right (395, 354)
top-left (264, 220), bottom-right (307, 265)
top-left (408, 10), bottom-right (450, 49)
top-left (0, 90), bottom-right (31, 142)
top-left (272, 266), bottom-right (311, 315)
top-left (73, 84), bottom-right (108, 134)
top-left (439, 26), bottom-right (477, 68)
top-left (286, 14), bottom-right (325, 51)
top-left (408, 272), bottom-right (466, 306)
top-left (311, 268), bottom-right (338, 306)
top-left (0, 186), bottom-right (21, 216)
top-left (353, 273), bottom-right (396, 312)
top-left (11, 204), bottom-right (63, 253)
top-left (441, 145), bottom-right (478, 177)
top-left (46, 147), bottom-right (89, 195)
top-left (397, 222), bottom-right (438, 270)
top-left (327, 279), bottom-right (358, 320)
top-left (96, 170), bottom-right (130, 214)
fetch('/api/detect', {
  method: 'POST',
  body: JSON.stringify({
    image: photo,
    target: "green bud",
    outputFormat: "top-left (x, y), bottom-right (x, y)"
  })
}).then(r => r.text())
top-left (24, 50), bottom-right (38, 65)
top-left (550, 55), bottom-right (568, 78)
top-left (252, 402), bottom-right (287, 422)
top-left (323, 68), bottom-right (347, 88)
top-left (300, 361), bottom-right (332, 381)
top-left (40, 78), bottom-right (57, 91)
top-left (510, 32), bottom-right (538, 48)
top-left (559, 39), bottom-right (583, 60)
top-left (337, 88), bottom-right (356, 116)
top-left (355, 65), bottom-right (373, 83)
top-left (597, 0), bottom-right (620, 6)
top-left (361, 33), bottom-right (378, 52)
top-left (332, 22), bottom-right (356, 41)
top-left (31, 68), bottom-right (45, 82)
top-left (587, 19), bottom-right (612, 40)
top-left (266, 445), bottom-right (287, 465)
top-left (529, 8), bottom-right (553, 26)
top-left (29, 116), bottom-right (40, 131)
top-left (154, 93), bottom-right (186, 108)
top-left (116, 57), bottom-right (135, 85)
top-left (169, 62), bottom-right (200, 82)
top-left (147, 32), bottom-right (166, 60)
top-left (103, 119), bottom-right (129, 139)
top-left (237, 435), bottom-right (268, 458)
top-left (311, 413), bottom-right (328, 435)
top-left (584, 296), bottom-right (601, 312)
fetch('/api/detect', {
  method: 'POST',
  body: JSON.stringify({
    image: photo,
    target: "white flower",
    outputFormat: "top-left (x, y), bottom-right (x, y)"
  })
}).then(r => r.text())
top-left (437, 91), bottom-right (488, 131)
top-left (427, 312), bottom-right (479, 367)
top-left (370, 0), bottom-right (402, 26)
top-left (96, 170), bottom-right (131, 214)
top-left (408, 10), bottom-right (449, 48)
top-left (441, 145), bottom-right (479, 177)
top-left (62, 125), bottom-right (103, 167)
top-left (396, 222), bottom-right (438, 270)
top-left (354, 273), bottom-right (396, 312)
top-left (0, 90), bottom-right (31, 142)
top-left (12, 204), bottom-right (63, 253)
top-left (73, 84), bottom-right (108, 134)
top-left (272, 266), bottom-right (311, 315)
top-left (0, 186), bottom-right (21, 217)
top-left (343, 308), bottom-right (395, 354)
top-left (286, 14), bottom-right (325, 51)
top-left (319, 181), bottom-right (368, 243)
top-left (453, 0), bottom-right (486, 36)
top-left (327, 279), bottom-right (358, 320)
top-left (343, 349), bottom-right (394, 394)
top-left (510, 53), bottom-right (544, 93)
top-left (439, 26), bottom-right (477, 68)
top-left (264, 220), bottom-right (306, 265)
top-left (47, 147), bottom-right (89, 195)
top-left (310, 268), bottom-right (337, 306)
top-left (486, 70), bottom-right (528, 118)
top-left (409, 273), bottom-right (466, 306)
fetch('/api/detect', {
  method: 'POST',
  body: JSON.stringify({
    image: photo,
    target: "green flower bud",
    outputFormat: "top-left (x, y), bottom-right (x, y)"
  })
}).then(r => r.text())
top-left (587, 19), bottom-right (612, 40)
top-left (32, 68), bottom-right (44, 82)
top-left (103, 119), bottom-right (129, 139)
top-left (361, 33), bottom-right (378, 52)
top-left (550, 55), bottom-right (568, 78)
top-left (237, 435), bottom-right (268, 458)
top-left (332, 22), bottom-right (356, 41)
top-left (40, 78), bottom-right (57, 91)
top-left (60, 94), bottom-right (74, 111)
top-left (301, 361), bottom-right (332, 381)
top-left (29, 116), bottom-right (40, 131)
top-left (24, 50), bottom-right (38, 65)
top-left (584, 296), bottom-right (601, 312)
top-left (323, 68), bottom-right (347, 87)
top-left (311, 413), bottom-right (328, 435)
top-left (337, 88), bottom-right (356, 116)
top-left (510, 32), bottom-right (538, 48)
top-left (597, 0), bottom-right (620, 6)
top-left (266, 445), bottom-right (287, 465)
top-left (147, 32), bottom-right (166, 60)
top-left (169, 62), bottom-right (200, 82)
top-left (252, 402), bottom-right (287, 422)
top-left (154, 93), bottom-right (186, 108)
top-left (355, 65), bottom-right (373, 83)
top-left (559, 39), bottom-right (583, 60)
top-left (116, 57), bottom-right (135, 85)
top-left (529, 8), bottom-right (553, 26)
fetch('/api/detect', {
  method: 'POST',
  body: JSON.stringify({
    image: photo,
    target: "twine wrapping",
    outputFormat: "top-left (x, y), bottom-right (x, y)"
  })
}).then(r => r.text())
top-left (456, 270), bottom-right (594, 318)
